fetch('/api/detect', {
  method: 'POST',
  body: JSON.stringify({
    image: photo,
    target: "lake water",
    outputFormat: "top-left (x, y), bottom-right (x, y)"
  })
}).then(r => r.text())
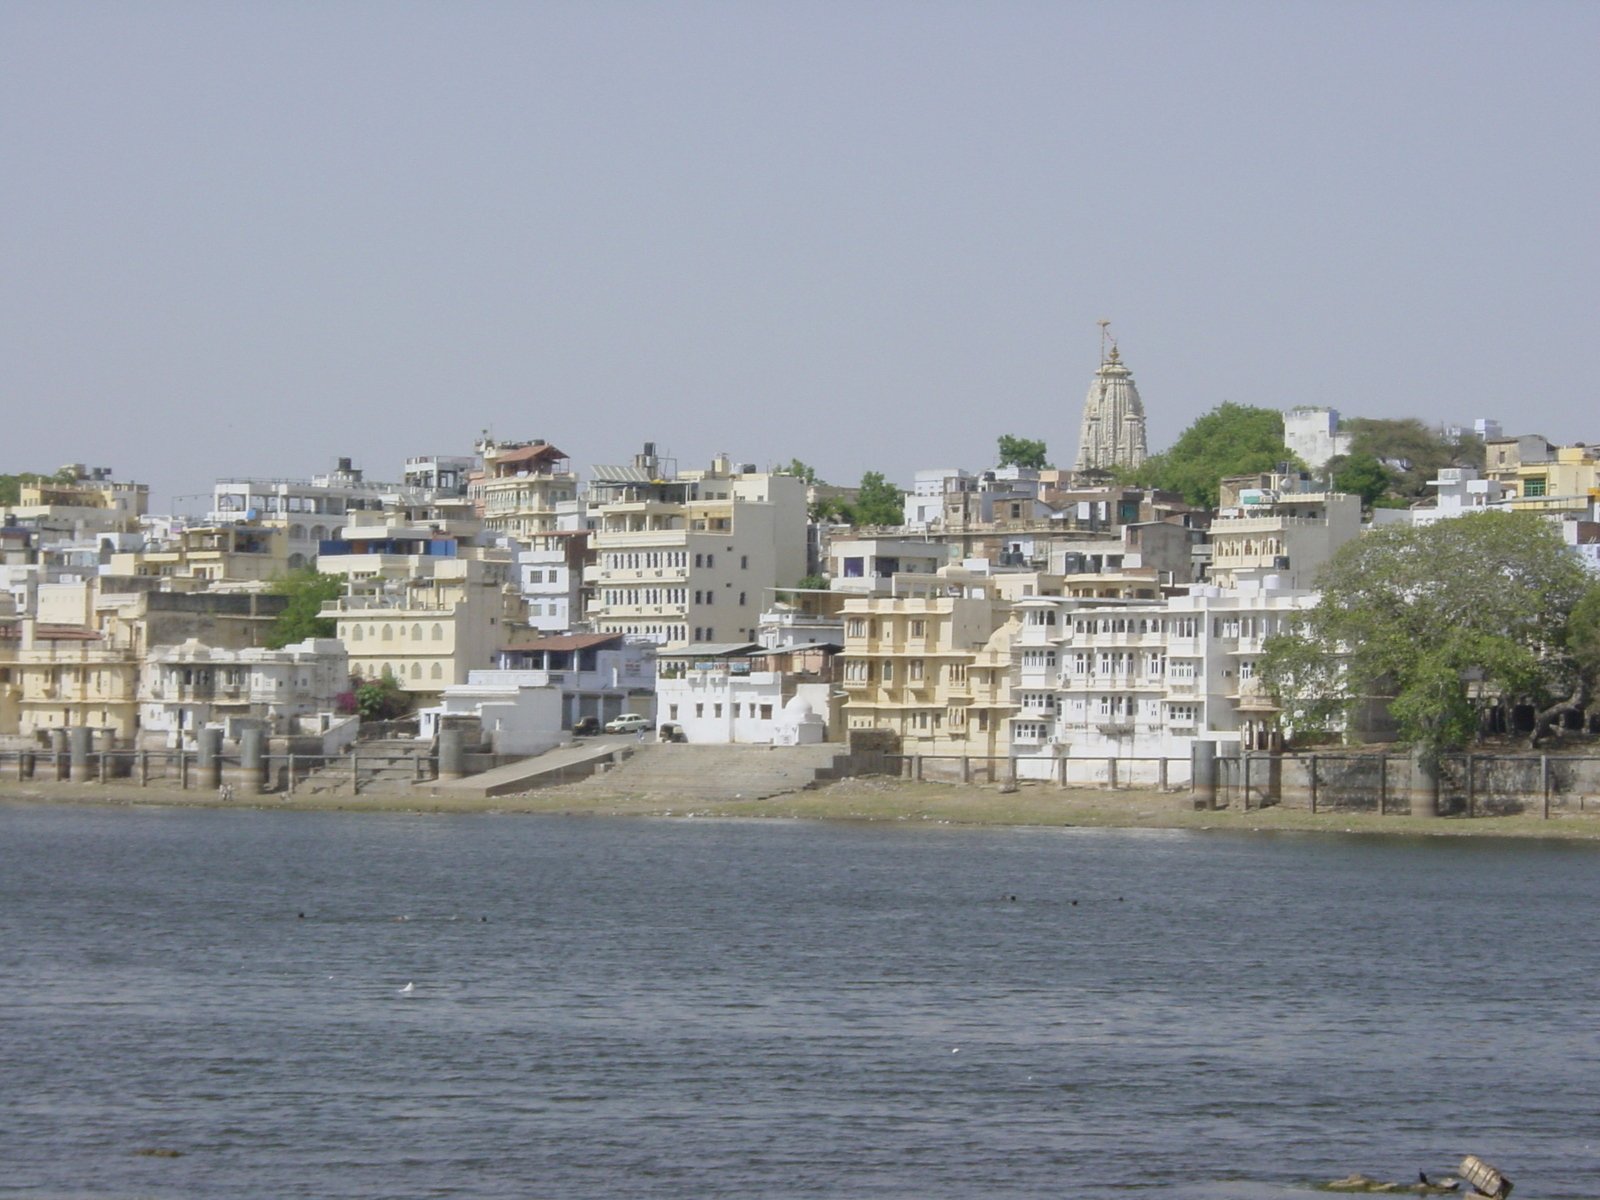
top-left (1, 804), bottom-right (1595, 1200)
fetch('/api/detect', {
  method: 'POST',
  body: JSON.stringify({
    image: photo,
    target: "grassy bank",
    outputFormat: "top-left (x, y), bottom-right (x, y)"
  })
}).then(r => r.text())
top-left (3, 776), bottom-right (1599, 840)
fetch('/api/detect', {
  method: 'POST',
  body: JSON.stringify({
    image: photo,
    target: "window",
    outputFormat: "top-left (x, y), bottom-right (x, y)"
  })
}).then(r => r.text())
top-left (760, 704), bottom-right (773, 720)
top-left (881, 661), bottom-right (894, 682)
top-left (847, 618), bottom-right (867, 638)
top-left (949, 663), bottom-right (967, 682)
top-left (908, 659), bottom-right (925, 681)
top-left (411, 662), bottom-right (422, 679)
top-left (382, 626), bottom-right (393, 641)
top-left (741, 555), bottom-right (748, 569)
top-left (706, 553), bottom-right (714, 567)
top-left (528, 570), bottom-right (544, 583)
top-left (843, 557), bottom-right (865, 577)
top-left (431, 663), bottom-right (442, 679)
top-left (668, 704), bottom-right (678, 720)
top-left (1013, 721), bottom-right (1046, 740)
top-left (739, 592), bottom-right (746, 606)
top-left (910, 619), bottom-right (926, 637)
top-left (713, 704), bottom-right (723, 718)
top-left (695, 703), bottom-right (704, 718)
top-left (351, 625), bottom-right (363, 642)
top-left (412, 624), bottom-right (422, 640)
top-left (1027, 610), bottom-right (1057, 626)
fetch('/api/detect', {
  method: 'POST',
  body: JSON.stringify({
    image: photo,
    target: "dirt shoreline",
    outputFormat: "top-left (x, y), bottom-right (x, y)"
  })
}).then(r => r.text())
top-left (3, 776), bottom-right (1599, 840)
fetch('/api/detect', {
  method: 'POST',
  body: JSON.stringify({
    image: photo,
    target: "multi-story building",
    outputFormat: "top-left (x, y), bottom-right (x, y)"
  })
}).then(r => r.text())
top-left (1007, 583), bottom-right (1323, 784)
top-left (107, 523), bottom-right (288, 583)
top-left (1282, 407), bottom-right (1354, 471)
top-left (319, 549), bottom-right (521, 695)
top-left (838, 568), bottom-right (1014, 758)
top-left (493, 631), bottom-right (656, 728)
top-left (1209, 472), bottom-right (1361, 591)
top-left (7, 466), bottom-right (149, 537)
top-left (585, 446), bottom-right (808, 645)
top-left (138, 637), bottom-right (349, 745)
top-left (517, 532), bottom-right (590, 634)
top-left (478, 441), bottom-right (579, 539)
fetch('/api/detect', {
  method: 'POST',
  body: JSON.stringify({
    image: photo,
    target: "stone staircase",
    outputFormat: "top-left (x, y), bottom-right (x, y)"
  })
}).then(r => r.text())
top-left (292, 739), bottom-right (435, 797)
top-left (552, 742), bottom-right (854, 802)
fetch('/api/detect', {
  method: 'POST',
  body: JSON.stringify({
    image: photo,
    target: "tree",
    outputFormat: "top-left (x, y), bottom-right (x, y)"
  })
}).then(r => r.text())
top-left (265, 569), bottom-right (344, 649)
top-left (781, 459), bottom-right (821, 485)
top-left (852, 471), bottom-right (904, 527)
top-left (356, 668), bottom-right (411, 721)
top-left (1124, 403), bottom-right (1295, 508)
top-left (1337, 418), bottom-right (1484, 498)
top-left (1260, 511), bottom-right (1589, 760)
top-left (996, 435), bottom-right (1049, 470)
top-left (1332, 452), bottom-right (1392, 507)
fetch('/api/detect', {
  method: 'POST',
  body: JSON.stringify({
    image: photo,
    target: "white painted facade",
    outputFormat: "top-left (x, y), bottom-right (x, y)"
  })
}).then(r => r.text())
top-left (1007, 585), bottom-right (1320, 785)
top-left (139, 637), bottom-right (349, 744)
top-left (1282, 407), bottom-right (1354, 471)
top-left (418, 677), bottom-right (566, 755)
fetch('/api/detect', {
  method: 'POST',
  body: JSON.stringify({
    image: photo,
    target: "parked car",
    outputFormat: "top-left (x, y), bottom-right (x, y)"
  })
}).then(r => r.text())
top-left (605, 713), bottom-right (651, 734)
top-left (571, 716), bottom-right (601, 737)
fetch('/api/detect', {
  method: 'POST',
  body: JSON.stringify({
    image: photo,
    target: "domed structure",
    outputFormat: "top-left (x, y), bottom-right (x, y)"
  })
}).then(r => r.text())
top-left (1074, 345), bottom-right (1148, 472)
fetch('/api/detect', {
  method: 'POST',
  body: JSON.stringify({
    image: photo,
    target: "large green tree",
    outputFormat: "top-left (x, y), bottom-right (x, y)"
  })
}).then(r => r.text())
top-left (996, 435), bottom-right (1049, 470)
top-left (781, 459), bottom-right (821, 485)
top-left (1125, 403), bottom-right (1294, 508)
top-left (0, 467), bottom-right (80, 508)
top-left (852, 471), bottom-right (905, 527)
top-left (265, 569), bottom-right (344, 649)
top-left (1335, 418), bottom-right (1484, 498)
top-left (1260, 511), bottom-right (1590, 759)
top-left (1332, 452), bottom-right (1392, 507)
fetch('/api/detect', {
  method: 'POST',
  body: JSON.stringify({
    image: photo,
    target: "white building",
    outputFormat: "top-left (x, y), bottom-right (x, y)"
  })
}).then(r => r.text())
top-left (586, 446), bottom-right (808, 645)
top-left (517, 533), bottom-right (588, 633)
top-left (655, 642), bottom-right (837, 744)
top-left (1008, 583), bottom-right (1322, 785)
top-left (494, 632), bottom-right (655, 728)
top-left (418, 677), bottom-right (566, 755)
top-left (139, 637), bottom-right (349, 745)
top-left (902, 469), bottom-right (974, 531)
top-left (1282, 407), bottom-right (1354, 471)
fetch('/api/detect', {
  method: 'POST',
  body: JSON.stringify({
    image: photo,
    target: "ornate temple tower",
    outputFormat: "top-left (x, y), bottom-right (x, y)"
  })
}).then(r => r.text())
top-left (1074, 340), bottom-right (1148, 472)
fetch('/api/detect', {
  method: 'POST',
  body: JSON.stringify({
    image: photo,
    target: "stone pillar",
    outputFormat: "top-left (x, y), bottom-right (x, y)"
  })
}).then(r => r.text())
top-left (1190, 740), bottom-right (1217, 810)
top-left (197, 727), bottom-right (224, 791)
top-left (437, 727), bottom-right (466, 781)
top-left (68, 726), bottom-right (93, 783)
top-left (239, 727), bottom-right (268, 795)
top-left (1410, 750), bottom-right (1440, 817)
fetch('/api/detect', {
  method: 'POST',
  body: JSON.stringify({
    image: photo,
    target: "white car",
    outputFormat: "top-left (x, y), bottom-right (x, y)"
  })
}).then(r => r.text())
top-left (605, 713), bottom-right (651, 734)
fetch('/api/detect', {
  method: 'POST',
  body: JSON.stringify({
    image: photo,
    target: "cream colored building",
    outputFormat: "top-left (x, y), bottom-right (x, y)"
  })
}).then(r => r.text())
top-left (108, 524), bottom-right (289, 583)
top-left (320, 552), bottom-right (521, 695)
top-left (8, 467), bottom-right (149, 535)
top-left (478, 441), bottom-right (579, 539)
top-left (1500, 446), bottom-right (1600, 517)
top-left (839, 569), bottom-right (1015, 758)
top-left (1210, 472), bottom-right (1361, 591)
top-left (586, 448), bottom-right (808, 645)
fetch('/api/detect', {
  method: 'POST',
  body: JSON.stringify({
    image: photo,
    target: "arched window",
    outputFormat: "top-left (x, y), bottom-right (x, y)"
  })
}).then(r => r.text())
top-left (310, 525), bottom-right (327, 541)
top-left (412, 624), bottom-right (423, 640)
top-left (289, 525), bottom-right (306, 540)
top-left (431, 662), bottom-right (443, 679)
top-left (351, 625), bottom-right (363, 642)
top-left (432, 624), bottom-right (443, 641)
top-left (382, 625), bottom-right (393, 641)
top-left (411, 662), bottom-right (422, 679)
top-left (287, 553), bottom-right (306, 570)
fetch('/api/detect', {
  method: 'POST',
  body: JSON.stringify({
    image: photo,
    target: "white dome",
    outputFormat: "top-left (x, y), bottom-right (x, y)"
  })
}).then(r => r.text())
top-left (782, 694), bottom-right (814, 717)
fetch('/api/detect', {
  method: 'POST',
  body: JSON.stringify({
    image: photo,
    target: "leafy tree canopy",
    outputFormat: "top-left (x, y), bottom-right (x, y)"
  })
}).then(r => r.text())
top-left (852, 471), bottom-right (905, 527)
top-left (1335, 418), bottom-right (1484, 498)
top-left (1124, 403), bottom-right (1294, 508)
top-left (996, 435), bottom-right (1049, 471)
top-left (1332, 452), bottom-right (1392, 508)
top-left (1260, 512), bottom-right (1590, 759)
top-left (781, 459), bottom-right (821, 485)
top-left (264, 569), bottom-right (344, 649)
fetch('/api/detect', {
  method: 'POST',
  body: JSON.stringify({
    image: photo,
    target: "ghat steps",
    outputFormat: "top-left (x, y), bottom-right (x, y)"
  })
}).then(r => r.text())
top-left (554, 742), bottom-right (852, 802)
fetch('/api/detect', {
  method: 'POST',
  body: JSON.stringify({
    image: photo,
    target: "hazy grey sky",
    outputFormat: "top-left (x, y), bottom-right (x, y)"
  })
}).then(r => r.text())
top-left (3, 2), bottom-right (1596, 509)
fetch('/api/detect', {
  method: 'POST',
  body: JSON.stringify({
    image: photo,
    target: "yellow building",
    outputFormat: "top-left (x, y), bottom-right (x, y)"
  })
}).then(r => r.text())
top-left (1503, 446), bottom-right (1600, 516)
top-left (8, 467), bottom-right (149, 534)
top-left (0, 620), bottom-right (140, 741)
top-left (839, 570), bottom-right (1016, 758)
top-left (108, 524), bottom-right (289, 583)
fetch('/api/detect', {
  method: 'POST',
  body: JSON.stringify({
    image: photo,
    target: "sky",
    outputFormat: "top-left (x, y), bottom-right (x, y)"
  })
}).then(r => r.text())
top-left (3, 1), bottom-right (1596, 511)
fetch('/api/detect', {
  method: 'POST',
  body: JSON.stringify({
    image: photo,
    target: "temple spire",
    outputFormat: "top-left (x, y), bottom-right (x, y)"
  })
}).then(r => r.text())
top-left (1075, 326), bottom-right (1147, 472)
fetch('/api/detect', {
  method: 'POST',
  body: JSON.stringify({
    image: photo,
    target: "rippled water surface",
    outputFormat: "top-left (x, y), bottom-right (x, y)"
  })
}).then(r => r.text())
top-left (1, 804), bottom-right (1596, 1199)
